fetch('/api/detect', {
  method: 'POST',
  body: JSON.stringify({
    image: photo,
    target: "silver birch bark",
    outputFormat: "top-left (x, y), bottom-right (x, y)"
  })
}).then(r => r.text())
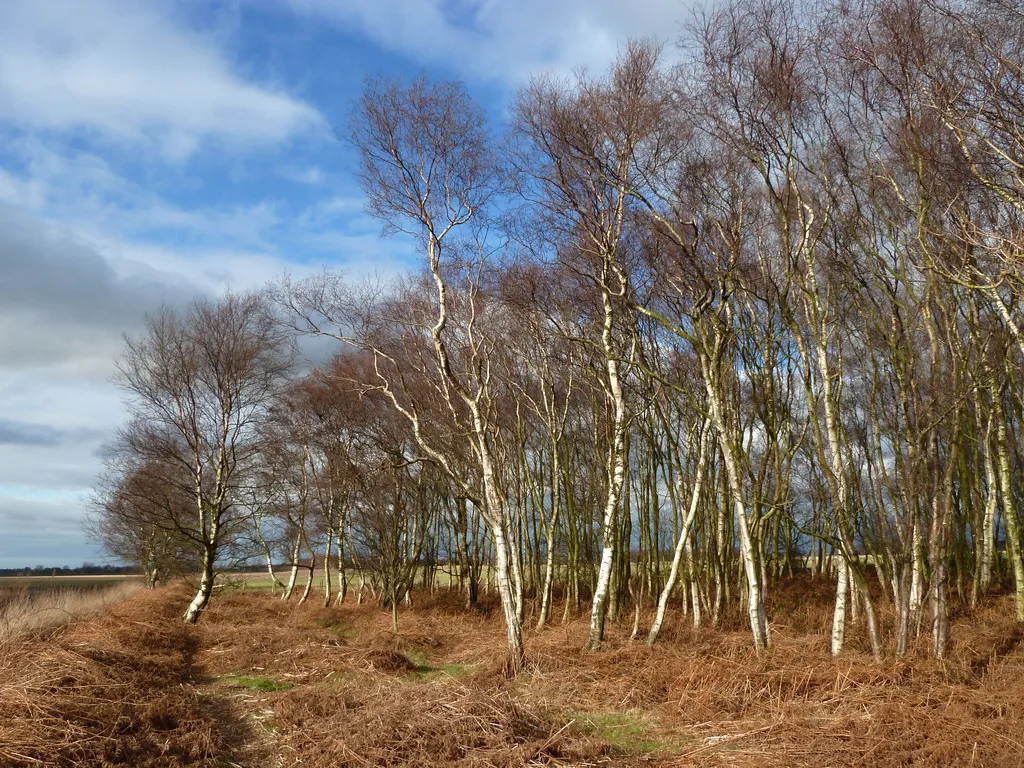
top-left (975, 407), bottom-right (998, 601)
top-left (993, 385), bottom-right (1024, 620)
top-left (647, 416), bottom-right (711, 645)
top-left (183, 542), bottom-right (216, 623)
top-left (282, 533), bottom-right (301, 601)
top-left (830, 561), bottom-right (848, 656)
top-left (536, 445), bottom-right (562, 630)
top-left (700, 339), bottom-right (769, 652)
top-left (586, 271), bottom-right (631, 651)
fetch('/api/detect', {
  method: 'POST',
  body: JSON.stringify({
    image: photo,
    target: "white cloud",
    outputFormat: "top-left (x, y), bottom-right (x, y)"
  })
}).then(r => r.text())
top-left (0, 0), bottom-right (324, 159)
top-left (0, 205), bottom-right (201, 374)
top-left (0, 373), bottom-right (122, 500)
top-left (284, 165), bottom-right (327, 185)
top-left (0, 492), bottom-right (107, 568)
top-left (0, 166), bottom-right (45, 209)
top-left (94, 239), bottom-right (301, 294)
top-left (0, 0), bottom-right (518, 566)
top-left (283, 0), bottom-right (691, 84)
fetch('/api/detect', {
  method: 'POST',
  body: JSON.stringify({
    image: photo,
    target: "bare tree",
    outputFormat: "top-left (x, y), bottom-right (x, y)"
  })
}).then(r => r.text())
top-left (114, 293), bottom-right (293, 623)
top-left (88, 455), bottom-right (197, 588)
top-left (283, 76), bottom-right (529, 672)
top-left (512, 41), bottom-right (668, 650)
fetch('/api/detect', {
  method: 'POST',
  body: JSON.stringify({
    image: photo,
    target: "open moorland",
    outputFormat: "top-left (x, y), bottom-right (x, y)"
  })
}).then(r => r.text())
top-left (0, 579), bottom-right (1022, 768)
top-left (0, 575), bottom-right (145, 593)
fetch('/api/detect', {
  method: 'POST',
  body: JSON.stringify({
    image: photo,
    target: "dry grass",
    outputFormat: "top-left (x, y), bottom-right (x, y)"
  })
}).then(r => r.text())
top-left (0, 587), bottom-right (232, 767)
top-left (0, 579), bottom-right (1022, 766)
top-left (189, 583), bottom-right (1024, 767)
top-left (0, 582), bottom-right (143, 645)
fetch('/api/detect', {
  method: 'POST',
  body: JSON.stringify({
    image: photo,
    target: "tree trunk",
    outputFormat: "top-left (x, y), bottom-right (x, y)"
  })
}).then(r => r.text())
top-left (831, 558), bottom-right (848, 656)
top-left (994, 390), bottom-right (1024, 620)
top-left (493, 526), bottom-right (526, 674)
top-left (648, 417), bottom-right (711, 645)
top-left (282, 533), bottom-right (302, 601)
top-left (323, 528), bottom-right (334, 608)
top-left (703, 355), bottom-right (769, 652)
top-left (586, 277), bottom-right (630, 652)
top-left (183, 545), bottom-right (215, 624)
top-left (536, 459), bottom-right (562, 631)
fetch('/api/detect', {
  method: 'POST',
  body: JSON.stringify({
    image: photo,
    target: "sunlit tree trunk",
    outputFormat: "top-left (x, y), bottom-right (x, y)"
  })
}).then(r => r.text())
top-left (648, 417), bottom-right (711, 644)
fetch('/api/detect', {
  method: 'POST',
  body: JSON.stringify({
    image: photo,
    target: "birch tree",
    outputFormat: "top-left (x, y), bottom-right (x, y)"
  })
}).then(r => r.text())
top-left (114, 293), bottom-right (293, 623)
top-left (512, 41), bottom-right (668, 650)
top-left (284, 76), bottom-right (528, 673)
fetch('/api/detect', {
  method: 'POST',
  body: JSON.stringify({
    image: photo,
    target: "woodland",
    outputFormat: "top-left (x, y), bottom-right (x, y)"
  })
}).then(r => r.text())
top-left (90, 0), bottom-right (1024, 690)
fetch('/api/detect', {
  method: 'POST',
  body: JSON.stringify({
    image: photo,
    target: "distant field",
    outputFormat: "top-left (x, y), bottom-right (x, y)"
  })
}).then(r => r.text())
top-left (0, 567), bottom-right (471, 595)
top-left (0, 574), bottom-right (145, 591)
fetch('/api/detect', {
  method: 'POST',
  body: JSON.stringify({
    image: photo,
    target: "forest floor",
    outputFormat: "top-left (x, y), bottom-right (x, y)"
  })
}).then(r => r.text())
top-left (0, 578), bottom-right (1022, 767)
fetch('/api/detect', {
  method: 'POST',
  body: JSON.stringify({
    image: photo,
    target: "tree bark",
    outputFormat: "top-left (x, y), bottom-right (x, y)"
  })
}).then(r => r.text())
top-left (648, 417), bottom-right (711, 645)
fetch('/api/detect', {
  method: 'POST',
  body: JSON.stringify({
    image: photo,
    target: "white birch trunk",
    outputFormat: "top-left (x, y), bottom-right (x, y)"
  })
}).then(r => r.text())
top-left (322, 528), bottom-right (334, 607)
top-left (184, 544), bottom-right (215, 623)
top-left (702, 352), bottom-right (769, 652)
top-left (978, 418), bottom-right (998, 598)
top-left (647, 417), bottom-right (711, 645)
top-left (910, 519), bottom-right (924, 624)
top-left (831, 560), bottom-right (848, 656)
top-left (282, 533), bottom-right (301, 601)
top-left (994, 394), bottom-right (1024, 621)
top-left (586, 277), bottom-right (630, 652)
top-left (536, 446), bottom-right (562, 631)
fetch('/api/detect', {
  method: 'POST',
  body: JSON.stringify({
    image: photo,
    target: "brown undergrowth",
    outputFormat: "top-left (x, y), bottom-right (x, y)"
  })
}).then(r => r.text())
top-left (1, 579), bottom-right (1022, 766)
top-left (0, 586), bottom-right (245, 767)
top-left (0, 582), bottom-right (143, 645)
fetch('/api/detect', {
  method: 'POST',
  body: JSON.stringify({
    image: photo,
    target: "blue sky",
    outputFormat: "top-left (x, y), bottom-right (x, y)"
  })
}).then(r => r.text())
top-left (0, 0), bottom-right (690, 568)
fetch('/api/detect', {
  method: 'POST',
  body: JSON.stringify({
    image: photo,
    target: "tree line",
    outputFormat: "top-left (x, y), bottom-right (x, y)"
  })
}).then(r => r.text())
top-left (0, 565), bottom-right (139, 578)
top-left (91, 0), bottom-right (1024, 674)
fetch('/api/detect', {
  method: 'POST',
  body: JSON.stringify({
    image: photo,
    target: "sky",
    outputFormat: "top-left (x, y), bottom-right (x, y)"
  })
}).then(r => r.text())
top-left (0, 0), bottom-right (692, 568)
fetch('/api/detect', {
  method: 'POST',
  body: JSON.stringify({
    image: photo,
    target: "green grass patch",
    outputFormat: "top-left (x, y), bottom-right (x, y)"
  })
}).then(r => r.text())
top-left (572, 709), bottom-right (681, 755)
top-left (401, 648), bottom-right (473, 680)
top-left (219, 675), bottom-right (292, 692)
top-left (404, 649), bottom-right (430, 670)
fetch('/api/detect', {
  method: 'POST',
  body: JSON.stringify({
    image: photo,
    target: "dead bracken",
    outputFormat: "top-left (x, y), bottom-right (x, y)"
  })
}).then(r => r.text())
top-left (0, 583), bottom-right (1022, 767)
